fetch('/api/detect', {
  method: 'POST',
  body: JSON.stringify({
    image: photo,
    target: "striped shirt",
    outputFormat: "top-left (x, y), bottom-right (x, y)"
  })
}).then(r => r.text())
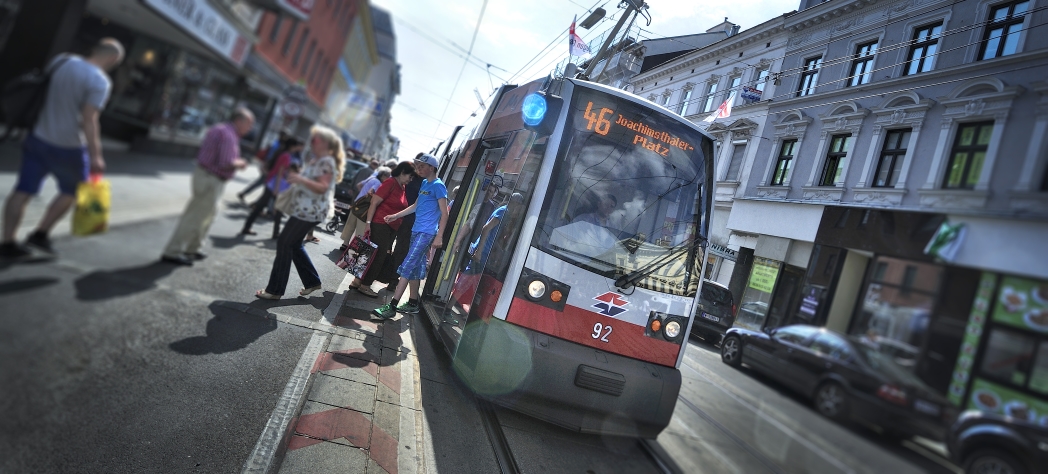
top-left (196, 123), bottom-right (240, 181)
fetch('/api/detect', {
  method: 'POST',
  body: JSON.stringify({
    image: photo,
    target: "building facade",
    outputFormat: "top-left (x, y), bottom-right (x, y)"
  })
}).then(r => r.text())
top-left (628, 15), bottom-right (791, 304)
top-left (721, 0), bottom-right (1048, 415)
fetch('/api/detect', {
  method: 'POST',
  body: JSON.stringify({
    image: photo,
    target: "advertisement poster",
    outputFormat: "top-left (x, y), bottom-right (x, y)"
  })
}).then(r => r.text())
top-left (948, 272), bottom-right (997, 405)
top-left (968, 378), bottom-right (1048, 426)
top-left (748, 258), bottom-right (780, 294)
top-left (992, 275), bottom-right (1048, 334)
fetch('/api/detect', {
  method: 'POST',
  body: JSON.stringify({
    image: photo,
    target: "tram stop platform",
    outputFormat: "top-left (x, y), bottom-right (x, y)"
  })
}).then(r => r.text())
top-left (269, 282), bottom-right (433, 474)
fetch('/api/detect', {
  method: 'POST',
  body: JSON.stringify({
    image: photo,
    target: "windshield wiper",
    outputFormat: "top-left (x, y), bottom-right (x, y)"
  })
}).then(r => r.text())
top-left (613, 236), bottom-right (706, 291)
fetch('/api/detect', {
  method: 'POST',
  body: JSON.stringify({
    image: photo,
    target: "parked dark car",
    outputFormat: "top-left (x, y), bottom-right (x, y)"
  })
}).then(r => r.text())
top-left (720, 324), bottom-right (957, 441)
top-left (948, 410), bottom-right (1048, 474)
top-left (690, 280), bottom-right (735, 342)
top-left (335, 160), bottom-right (370, 203)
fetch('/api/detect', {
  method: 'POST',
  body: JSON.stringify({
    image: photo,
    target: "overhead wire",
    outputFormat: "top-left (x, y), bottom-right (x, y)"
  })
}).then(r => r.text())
top-left (393, 16), bottom-right (507, 82)
top-left (434, 0), bottom-right (491, 134)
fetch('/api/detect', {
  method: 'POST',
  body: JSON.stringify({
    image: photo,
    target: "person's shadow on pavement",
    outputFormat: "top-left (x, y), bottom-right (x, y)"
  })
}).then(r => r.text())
top-left (74, 262), bottom-right (177, 301)
top-left (169, 301), bottom-right (277, 355)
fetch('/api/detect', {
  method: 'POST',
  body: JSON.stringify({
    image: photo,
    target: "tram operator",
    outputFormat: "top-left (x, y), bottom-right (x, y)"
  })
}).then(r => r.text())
top-left (573, 192), bottom-right (618, 228)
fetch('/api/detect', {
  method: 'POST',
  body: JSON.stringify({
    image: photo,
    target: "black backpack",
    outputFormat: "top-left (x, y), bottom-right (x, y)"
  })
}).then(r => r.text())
top-left (0, 56), bottom-right (68, 140)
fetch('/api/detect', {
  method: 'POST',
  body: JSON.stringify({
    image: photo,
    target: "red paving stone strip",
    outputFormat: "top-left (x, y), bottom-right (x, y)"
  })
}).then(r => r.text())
top-left (293, 408), bottom-right (372, 448)
top-left (369, 422), bottom-right (400, 474)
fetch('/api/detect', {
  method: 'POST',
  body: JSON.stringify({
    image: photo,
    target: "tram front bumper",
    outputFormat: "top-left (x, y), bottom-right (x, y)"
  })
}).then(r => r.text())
top-left (477, 322), bottom-right (682, 439)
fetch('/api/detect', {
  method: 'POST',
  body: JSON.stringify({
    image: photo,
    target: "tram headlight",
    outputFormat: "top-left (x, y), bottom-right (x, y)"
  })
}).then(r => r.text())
top-left (527, 280), bottom-right (547, 300)
top-left (663, 319), bottom-right (682, 340)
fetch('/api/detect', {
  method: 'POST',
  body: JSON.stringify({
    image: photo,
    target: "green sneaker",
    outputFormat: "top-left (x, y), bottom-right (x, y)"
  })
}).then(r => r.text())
top-left (397, 301), bottom-right (420, 314)
top-left (372, 303), bottom-right (396, 320)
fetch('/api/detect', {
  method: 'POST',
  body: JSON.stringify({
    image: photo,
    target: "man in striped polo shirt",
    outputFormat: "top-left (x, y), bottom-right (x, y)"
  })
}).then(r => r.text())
top-left (161, 107), bottom-right (254, 266)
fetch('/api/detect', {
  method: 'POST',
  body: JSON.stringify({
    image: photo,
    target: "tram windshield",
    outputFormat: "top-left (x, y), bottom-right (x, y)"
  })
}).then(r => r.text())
top-left (534, 86), bottom-right (710, 295)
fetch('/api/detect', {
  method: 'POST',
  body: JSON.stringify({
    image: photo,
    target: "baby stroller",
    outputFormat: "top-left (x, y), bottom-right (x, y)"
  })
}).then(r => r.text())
top-left (326, 192), bottom-right (355, 233)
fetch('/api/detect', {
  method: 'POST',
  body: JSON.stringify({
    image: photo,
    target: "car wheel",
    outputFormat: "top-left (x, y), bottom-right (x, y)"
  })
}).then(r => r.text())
top-left (814, 382), bottom-right (849, 421)
top-left (965, 448), bottom-right (1027, 474)
top-left (721, 336), bottom-right (742, 367)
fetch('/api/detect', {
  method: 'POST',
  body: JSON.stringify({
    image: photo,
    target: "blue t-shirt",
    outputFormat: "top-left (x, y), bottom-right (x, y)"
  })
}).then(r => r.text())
top-left (412, 178), bottom-right (447, 235)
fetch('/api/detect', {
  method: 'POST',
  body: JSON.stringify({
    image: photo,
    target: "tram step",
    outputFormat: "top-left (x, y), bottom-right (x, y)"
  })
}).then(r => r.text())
top-left (574, 365), bottom-right (626, 397)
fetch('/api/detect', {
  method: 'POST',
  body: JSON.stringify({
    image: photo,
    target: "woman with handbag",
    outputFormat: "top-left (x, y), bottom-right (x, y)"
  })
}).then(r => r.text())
top-left (241, 137), bottom-right (303, 238)
top-left (256, 126), bottom-right (345, 299)
top-left (339, 167), bottom-right (390, 250)
top-left (349, 162), bottom-right (415, 297)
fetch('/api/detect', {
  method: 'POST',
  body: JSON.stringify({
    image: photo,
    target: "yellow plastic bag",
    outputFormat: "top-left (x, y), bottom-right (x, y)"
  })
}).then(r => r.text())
top-left (72, 175), bottom-right (110, 236)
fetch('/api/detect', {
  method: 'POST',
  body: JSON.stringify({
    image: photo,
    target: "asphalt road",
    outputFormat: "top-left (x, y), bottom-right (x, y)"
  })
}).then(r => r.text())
top-left (0, 148), bottom-right (349, 472)
top-left (0, 145), bottom-right (962, 473)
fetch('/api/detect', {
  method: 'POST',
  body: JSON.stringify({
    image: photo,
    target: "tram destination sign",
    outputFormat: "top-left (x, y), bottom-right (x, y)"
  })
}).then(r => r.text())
top-left (580, 100), bottom-right (696, 157)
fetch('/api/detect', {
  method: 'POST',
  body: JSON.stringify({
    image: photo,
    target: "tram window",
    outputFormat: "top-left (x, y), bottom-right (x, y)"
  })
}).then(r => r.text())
top-left (534, 87), bottom-right (710, 296)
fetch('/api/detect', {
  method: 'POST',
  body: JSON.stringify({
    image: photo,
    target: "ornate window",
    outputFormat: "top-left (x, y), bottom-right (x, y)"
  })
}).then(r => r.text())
top-left (797, 56), bottom-right (822, 97)
top-left (702, 81), bottom-right (720, 112)
top-left (820, 135), bottom-right (853, 186)
top-left (981, 1), bottom-right (1030, 60)
top-left (725, 143), bottom-right (747, 181)
top-left (905, 22), bottom-right (943, 75)
top-left (679, 85), bottom-right (694, 116)
top-left (943, 121), bottom-right (994, 189)
top-left (848, 41), bottom-right (878, 87)
top-left (873, 129), bottom-right (912, 187)
top-left (771, 140), bottom-right (796, 186)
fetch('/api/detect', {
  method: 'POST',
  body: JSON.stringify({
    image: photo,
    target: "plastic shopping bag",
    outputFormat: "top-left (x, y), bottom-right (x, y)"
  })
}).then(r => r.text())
top-left (72, 174), bottom-right (110, 236)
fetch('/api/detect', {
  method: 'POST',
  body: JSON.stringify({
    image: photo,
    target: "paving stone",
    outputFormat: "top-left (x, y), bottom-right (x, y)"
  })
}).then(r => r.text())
top-left (291, 406), bottom-right (373, 448)
top-left (328, 333), bottom-right (383, 354)
top-left (307, 373), bottom-right (376, 414)
top-left (370, 402), bottom-right (402, 474)
top-left (279, 438), bottom-right (368, 473)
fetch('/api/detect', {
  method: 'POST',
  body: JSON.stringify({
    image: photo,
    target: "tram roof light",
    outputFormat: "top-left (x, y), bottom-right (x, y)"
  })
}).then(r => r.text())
top-left (521, 93), bottom-right (547, 127)
top-left (521, 91), bottom-right (563, 137)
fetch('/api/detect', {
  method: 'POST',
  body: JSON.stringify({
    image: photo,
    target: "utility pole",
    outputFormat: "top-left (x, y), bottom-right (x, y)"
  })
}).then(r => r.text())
top-left (581, 1), bottom-right (644, 79)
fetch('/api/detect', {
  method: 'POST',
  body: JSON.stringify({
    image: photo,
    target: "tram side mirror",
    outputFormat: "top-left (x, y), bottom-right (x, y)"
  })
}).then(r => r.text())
top-left (521, 91), bottom-right (563, 137)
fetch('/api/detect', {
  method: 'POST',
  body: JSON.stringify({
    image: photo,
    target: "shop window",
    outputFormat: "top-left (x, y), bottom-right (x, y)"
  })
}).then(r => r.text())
top-left (678, 89), bottom-right (692, 116)
top-left (944, 121), bottom-right (994, 189)
top-left (981, 1), bottom-right (1030, 60)
top-left (736, 257), bottom-right (780, 331)
top-left (270, 15), bottom-right (283, 43)
top-left (848, 41), bottom-right (878, 87)
top-left (702, 82), bottom-right (719, 112)
top-left (819, 135), bottom-right (851, 186)
top-left (852, 256), bottom-right (943, 370)
top-left (873, 129), bottom-right (911, 187)
top-left (981, 329), bottom-right (1036, 386)
top-left (797, 56), bottom-right (822, 97)
top-left (724, 144), bottom-right (746, 181)
top-left (905, 22), bottom-right (943, 76)
top-left (771, 139), bottom-right (796, 186)
top-left (282, 21), bottom-right (299, 56)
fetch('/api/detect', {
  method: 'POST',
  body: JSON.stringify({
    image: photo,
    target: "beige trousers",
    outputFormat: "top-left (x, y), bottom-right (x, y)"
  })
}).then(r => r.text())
top-left (163, 166), bottom-right (225, 257)
top-left (340, 214), bottom-right (368, 244)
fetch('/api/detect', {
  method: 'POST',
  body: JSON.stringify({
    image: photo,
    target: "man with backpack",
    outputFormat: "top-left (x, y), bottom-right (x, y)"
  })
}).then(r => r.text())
top-left (0, 38), bottom-right (124, 259)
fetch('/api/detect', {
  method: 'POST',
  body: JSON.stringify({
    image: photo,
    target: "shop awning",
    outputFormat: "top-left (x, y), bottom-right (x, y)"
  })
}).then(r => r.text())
top-left (945, 215), bottom-right (1048, 280)
top-left (88, 0), bottom-right (255, 68)
top-left (727, 199), bottom-right (825, 243)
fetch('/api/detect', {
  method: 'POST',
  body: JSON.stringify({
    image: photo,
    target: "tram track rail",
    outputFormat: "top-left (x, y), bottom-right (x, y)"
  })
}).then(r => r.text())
top-left (476, 398), bottom-right (523, 474)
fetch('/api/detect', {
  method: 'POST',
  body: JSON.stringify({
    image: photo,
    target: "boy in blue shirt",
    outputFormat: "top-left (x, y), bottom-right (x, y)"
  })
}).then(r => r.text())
top-left (372, 153), bottom-right (448, 319)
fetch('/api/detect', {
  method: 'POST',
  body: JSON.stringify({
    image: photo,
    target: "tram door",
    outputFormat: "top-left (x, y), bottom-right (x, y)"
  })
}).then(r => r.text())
top-left (428, 131), bottom-right (549, 346)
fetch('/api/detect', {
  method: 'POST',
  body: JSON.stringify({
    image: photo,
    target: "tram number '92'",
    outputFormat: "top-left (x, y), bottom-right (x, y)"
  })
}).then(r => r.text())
top-left (591, 323), bottom-right (612, 343)
top-left (583, 102), bottom-right (613, 136)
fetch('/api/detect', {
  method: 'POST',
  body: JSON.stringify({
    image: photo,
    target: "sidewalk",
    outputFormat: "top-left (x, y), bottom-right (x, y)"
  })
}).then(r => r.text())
top-left (249, 280), bottom-right (432, 474)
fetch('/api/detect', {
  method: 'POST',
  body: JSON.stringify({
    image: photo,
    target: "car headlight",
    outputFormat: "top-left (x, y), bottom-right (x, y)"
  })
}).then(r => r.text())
top-left (527, 280), bottom-right (546, 299)
top-left (664, 320), bottom-right (682, 339)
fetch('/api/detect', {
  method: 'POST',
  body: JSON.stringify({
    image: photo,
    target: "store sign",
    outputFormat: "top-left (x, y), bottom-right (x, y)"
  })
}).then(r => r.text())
top-left (142, 0), bottom-right (251, 67)
top-left (707, 243), bottom-right (737, 261)
top-left (748, 260), bottom-right (779, 293)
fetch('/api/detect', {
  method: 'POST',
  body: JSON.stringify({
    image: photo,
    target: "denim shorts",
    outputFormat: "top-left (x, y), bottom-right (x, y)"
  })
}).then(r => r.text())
top-left (16, 134), bottom-right (89, 195)
top-left (397, 232), bottom-right (435, 281)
